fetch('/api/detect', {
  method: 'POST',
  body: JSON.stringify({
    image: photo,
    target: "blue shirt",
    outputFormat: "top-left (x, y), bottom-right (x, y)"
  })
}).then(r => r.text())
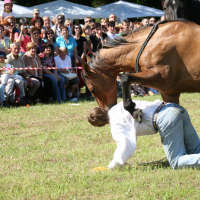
top-left (56, 36), bottom-right (77, 57)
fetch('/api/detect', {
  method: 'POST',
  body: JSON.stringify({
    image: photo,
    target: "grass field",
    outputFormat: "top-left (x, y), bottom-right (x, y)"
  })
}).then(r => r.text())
top-left (0, 93), bottom-right (200, 199)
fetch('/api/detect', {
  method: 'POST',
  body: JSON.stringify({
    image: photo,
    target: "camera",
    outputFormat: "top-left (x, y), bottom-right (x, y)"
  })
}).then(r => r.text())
top-left (58, 20), bottom-right (63, 23)
top-left (23, 26), bottom-right (28, 29)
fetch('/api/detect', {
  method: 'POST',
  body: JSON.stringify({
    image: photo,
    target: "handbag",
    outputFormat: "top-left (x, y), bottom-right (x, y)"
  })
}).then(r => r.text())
top-left (60, 71), bottom-right (77, 80)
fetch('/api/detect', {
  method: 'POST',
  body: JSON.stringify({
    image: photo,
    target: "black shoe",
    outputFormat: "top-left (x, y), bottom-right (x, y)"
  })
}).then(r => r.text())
top-left (3, 101), bottom-right (10, 108)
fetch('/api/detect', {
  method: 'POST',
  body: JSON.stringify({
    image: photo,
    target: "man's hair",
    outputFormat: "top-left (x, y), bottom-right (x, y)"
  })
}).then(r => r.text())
top-left (123, 19), bottom-right (130, 24)
top-left (84, 16), bottom-right (92, 22)
top-left (26, 42), bottom-right (37, 51)
top-left (11, 42), bottom-right (20, 49)
top-left (58, 47), bottom-right (68, 53)
top-left (57, 14), bottom-right (65, 19)
top-left (19, 18), bottom-right (29, 26)
top-left (87, 107), bottom-right (109, 127)
top-left (107, 21), bottom-right (115, 27)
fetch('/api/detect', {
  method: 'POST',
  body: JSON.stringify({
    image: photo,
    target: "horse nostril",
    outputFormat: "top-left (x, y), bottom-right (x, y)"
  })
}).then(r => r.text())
top-left (164, 7), bottom-right (167, 10)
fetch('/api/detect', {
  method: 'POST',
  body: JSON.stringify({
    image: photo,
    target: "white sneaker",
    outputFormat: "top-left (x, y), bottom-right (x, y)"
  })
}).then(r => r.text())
top-left (70, 97), bottom-right (78, 103)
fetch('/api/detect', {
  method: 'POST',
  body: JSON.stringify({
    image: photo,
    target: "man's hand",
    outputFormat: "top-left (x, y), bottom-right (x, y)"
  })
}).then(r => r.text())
top-left (55, 75), bottom-right (60, 82)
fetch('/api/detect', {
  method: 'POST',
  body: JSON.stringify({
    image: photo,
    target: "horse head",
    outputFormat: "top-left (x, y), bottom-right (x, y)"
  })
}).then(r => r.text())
top-left (82, 61), bottom-right (117, 110)
top-left (162, 0), bottom-right (184, 20)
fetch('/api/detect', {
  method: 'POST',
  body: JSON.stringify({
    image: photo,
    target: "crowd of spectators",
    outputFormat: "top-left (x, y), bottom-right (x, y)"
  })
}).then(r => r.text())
top-left (0, 0), bottom-right (163, 108)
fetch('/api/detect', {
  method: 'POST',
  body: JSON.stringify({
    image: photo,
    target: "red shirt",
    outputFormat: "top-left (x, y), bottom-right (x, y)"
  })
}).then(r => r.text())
top-left (14, 33), bottom-right (31, 53)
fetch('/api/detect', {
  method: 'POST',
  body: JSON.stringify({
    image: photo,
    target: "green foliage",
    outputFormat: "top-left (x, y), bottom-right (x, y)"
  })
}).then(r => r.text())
top-left (0, 94), bottom-right (200, 199)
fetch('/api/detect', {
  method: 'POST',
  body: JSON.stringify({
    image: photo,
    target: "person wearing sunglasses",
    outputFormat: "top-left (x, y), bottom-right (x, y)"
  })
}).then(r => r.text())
top-left (64, 19), bottom-right (74, 35)
top-left (149, 17), bottom-right (157, 24)
top-left (30, 27), bottom-right (44, 54)
top-left (84, 16), bottom-right (93, 25)
top-left (14, 18), bottom-right (31, 57)
top-left (44, 29), bottom-right (58, 56)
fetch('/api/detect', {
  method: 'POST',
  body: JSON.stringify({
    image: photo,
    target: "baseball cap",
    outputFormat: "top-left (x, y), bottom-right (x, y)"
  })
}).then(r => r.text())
top-left (33, 9), bottom-right (40, 14)
top-left (0, 51), bottom-right (7, 58)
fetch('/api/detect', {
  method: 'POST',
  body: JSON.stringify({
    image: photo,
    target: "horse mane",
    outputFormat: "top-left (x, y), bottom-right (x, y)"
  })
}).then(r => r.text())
top-left (182, 0), bottom-right (200, 25)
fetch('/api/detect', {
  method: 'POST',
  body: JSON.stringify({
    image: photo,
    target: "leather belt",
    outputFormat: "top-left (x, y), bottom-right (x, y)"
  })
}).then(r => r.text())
top-left (153, 102), bottom-right (166, 131)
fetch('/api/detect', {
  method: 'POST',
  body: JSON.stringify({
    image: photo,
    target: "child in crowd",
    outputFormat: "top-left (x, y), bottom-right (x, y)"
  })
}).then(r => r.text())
top-left (0, 0), bottom-right (15, 21)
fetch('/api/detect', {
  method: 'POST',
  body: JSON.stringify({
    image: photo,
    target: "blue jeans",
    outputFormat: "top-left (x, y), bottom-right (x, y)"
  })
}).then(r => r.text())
top-left (43, 74), bottom-right (66, 102)
top-left (157, 103), bottom-right (200, 169)
top-left (0, 84), bottom-right (5, 101)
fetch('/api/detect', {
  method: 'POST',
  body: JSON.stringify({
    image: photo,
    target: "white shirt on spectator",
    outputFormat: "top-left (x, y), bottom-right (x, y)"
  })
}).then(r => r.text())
top-left (0, 11), bottom-right (16, 18)
top-left (107, 31), bottom-right (118, 39)
top-left (54, 55), bottom-right (72, 70)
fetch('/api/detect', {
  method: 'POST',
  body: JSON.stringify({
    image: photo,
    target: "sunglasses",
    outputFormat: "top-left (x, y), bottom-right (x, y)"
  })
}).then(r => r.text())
top-left (75, 27), bottom-right (81, 29)
top-left (47, 32), bottom-right (54, 35)
top-left (33, 32), bottom-right (40, 35)
top-left (91, 28), bottom-right (94, 30)
top-left (101, 25), bottom-right (105, 28)
top-left (85, 20), bottom-right (93, 23)
top-left (150, 20), bottom-right (156, 22)
top-left (67, 24), bottom-right (73, 26)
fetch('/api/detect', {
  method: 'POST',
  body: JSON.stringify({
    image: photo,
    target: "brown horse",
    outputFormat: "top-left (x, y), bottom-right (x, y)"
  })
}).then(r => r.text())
top-left (82, 20), bottom-right (200, 113)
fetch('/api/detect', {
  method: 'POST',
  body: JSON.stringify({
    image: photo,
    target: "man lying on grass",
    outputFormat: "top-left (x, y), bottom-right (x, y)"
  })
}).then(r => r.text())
top-left (87, 100), bottom-right (200, 169)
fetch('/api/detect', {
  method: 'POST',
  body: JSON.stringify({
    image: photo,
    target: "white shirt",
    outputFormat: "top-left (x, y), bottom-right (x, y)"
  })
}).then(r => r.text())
top-left (0, 11), bottom-right (16, 18)
top-left (107, 31), bottom-right (118, 39)
top-left (54, 55), bottom-right (72, 69)
top-left (108, 99), bottom-right (163, 169)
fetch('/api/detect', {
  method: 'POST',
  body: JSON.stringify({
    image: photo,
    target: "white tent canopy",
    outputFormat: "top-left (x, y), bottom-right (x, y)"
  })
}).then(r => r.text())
top-left (30, 0), bottom-right (110, 19)
top-left (0, 1), bottom-right (46, 18)
top-left (96, 0), bottom-right (165, 22)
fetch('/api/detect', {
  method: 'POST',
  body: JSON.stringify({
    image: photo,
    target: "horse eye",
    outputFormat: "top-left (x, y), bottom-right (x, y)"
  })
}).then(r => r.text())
top-left (91, 88), bottom-right (95, 93)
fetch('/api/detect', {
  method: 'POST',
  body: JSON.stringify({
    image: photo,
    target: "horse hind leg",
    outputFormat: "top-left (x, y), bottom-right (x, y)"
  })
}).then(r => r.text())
top-left (120, 75), bottom-right (143, 123)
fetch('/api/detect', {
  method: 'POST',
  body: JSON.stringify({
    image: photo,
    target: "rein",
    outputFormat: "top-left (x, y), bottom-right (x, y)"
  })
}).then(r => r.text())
top-left (135, 23), bottom-right (159, 73)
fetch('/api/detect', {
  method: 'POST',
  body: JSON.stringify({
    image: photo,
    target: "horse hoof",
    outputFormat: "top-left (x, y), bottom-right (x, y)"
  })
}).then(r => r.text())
top-left (133, 109), bottom-right (142, 124)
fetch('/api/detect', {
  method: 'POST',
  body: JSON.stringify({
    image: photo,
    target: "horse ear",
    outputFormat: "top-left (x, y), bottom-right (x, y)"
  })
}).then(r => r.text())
top-left (82, 62), bottom-right (91, 73)
top-left (86, 55), bottom-right (91, 63)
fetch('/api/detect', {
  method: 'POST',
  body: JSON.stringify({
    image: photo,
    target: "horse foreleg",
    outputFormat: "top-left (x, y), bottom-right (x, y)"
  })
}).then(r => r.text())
top-left (120, 75), bottom-right (143, 123)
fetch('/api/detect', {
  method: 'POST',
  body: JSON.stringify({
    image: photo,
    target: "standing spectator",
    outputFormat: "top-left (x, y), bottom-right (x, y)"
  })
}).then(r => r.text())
top-left (0, 0), bottom-right (15, 21)
top-left (84, 16), bottom-right (93, 25)
top-left (122, 20), bottom-right (130, 31)
top-left (54, 47), bottom-right (80, 99)
top-left (52, 14), bottom-right (72, 38)
top-left (0, 24), bottom-right (11, 54)
top-left (65, 19), bottom-right (74, 34)
top-left (32, 9), bottom-right (40, 18)
top-left (6, 42), bottom-right (40, 102)
top-left (109, 14), bottom-right (117, 22)
top-left (89, 23), bottom-right (108, 55)
top-left (142, 18), bottom-right (149, 26)
top-left (82, 25), bottom-right (91, 42)
top-left (31, 16), bottom-right (44, 30)
top-left (107, 21), bottom-right (117, 39)
top-left (56, 26), bottom-right (79, 67)
top-left (43, 16), bottom-right (52, 31)
top-left (149, 17), bottom-right (157, 24)
top-left (161, 15), bottom-right (166, 21)
top-left (30, 27), bottom-right (44, 54)
top-left (44, 29), bottom-right (58, 55)
top-left (134, 22), bottom-right (143, 29)
top-left (40, 43), bottom-right (66, 103)
top-left (51, 17), bottom-right (57, 26)
top-left (14, 18), bottom-right (31, 57)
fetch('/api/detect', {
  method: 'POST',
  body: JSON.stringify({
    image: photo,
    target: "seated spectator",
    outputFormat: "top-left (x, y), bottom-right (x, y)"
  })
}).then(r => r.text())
top-left (14, 18), bottom-right (31, 57)
top-left (44, 29), bottom-right (58, 55)
top-left (107, 21), bottom-right (117, 39)
top-left (129, 84), bottom-right (147, 97)
top-left (56, 26), bottom-right (79, 67)
top-left (142, 18), bottom-right (149, 26)
top-left (89, 23), bottom-right (108, 55)
top-left (31, 16), bottom-right (44, 30)
top-left (23, 42), bottom-right (45, 104)
top-left (54, 47), bottom-right (80, 99)
top-left (149, 17), bottom-right (156, 24)
top-left (109, 14), bottom-right (117, 22)
top-left (64, 19), bottom-right (74, 35)
top-left (0, 0), bottom-right (15, 21)
top-left (40, 43), bottom-right (66, 103)
top-left (43, 16), bottom-right (51, 31)
top-left (30, 27), bottom-right (44, 54)
top-left (122, 20), bottom-right (130, 31)
top-left (6, 42), bottom-right (40, 103)
top-left (0, 24), bottom-right (11, 54)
